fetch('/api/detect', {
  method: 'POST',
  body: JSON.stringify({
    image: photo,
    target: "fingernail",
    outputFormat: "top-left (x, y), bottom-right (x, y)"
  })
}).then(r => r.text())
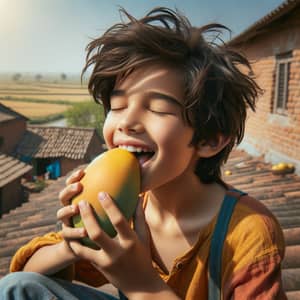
top-left (79, 200), bottom-right (88, 209)
top-left (99, 192), bottom-right (107, 201)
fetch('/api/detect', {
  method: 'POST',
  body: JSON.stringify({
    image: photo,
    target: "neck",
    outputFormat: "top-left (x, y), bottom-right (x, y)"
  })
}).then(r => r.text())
top-left (147, 172), bottom-right (226, 223)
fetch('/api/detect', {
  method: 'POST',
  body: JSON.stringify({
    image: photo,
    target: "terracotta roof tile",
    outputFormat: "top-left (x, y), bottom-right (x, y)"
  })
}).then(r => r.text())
top-left (15, 126), bottom-right (100, 159)
top-left (0, 150), bottom-right (300, 296)
top-left (0, 153), bottom-right (32, 188)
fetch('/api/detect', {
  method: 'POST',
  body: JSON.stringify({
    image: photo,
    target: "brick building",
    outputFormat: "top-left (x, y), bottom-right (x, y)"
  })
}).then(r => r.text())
top-left (0, 154), bottom-right (32, 217)
top-left (14, 126), bottom-right (105, 178)
top-left (0, 103), bottom-right (32, 217)
top-left (0, 102), bottom-right (27, 154)
top-left (229, 0), bottom-right (300, 174)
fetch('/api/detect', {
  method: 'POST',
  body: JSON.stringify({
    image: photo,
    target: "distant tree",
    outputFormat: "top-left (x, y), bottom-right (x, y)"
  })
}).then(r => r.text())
top-left (64, 101), bottom-right (105, 136)
top-left (61, 73), bottom-right (67, 81)
top-left (35, 74), bottom-right (43, 81)
top-left (12, 73), bottom-right (22, 81)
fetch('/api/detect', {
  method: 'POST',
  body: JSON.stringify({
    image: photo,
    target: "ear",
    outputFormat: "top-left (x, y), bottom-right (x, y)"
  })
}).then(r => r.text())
top-left (196, 135), bottom-right (231, 158)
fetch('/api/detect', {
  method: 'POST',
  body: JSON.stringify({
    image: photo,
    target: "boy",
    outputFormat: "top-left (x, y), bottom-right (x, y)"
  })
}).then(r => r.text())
top-left (0, 7), bottom-right (286, 300)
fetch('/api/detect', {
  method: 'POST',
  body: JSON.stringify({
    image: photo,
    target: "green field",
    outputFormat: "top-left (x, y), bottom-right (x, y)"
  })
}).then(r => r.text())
top-left (0, 74), bottom-right (92, 123)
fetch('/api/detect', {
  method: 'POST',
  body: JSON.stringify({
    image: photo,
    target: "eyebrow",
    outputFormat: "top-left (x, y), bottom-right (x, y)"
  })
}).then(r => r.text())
top-left (111, 89), bottom-right (182, 107)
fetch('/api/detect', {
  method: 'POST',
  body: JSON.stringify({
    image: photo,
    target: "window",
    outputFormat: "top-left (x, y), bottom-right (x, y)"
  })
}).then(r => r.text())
top-left (274, 52), bottom-right (292, 114)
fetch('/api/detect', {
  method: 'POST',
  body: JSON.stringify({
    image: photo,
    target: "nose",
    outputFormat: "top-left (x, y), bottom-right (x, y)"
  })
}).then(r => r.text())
top-left (117, 108), bottom-right (144, 135)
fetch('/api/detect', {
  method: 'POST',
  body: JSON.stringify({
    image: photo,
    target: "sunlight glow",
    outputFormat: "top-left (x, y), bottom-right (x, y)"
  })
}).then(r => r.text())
top-left (0, 0), bottom-right (24, 31)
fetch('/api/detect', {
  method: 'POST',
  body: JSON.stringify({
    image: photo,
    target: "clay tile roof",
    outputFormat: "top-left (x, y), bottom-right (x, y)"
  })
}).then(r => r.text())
top-left (0, 150), bottom-right (300, 297)
top-left (15, 126), bottom-right (99, 160)
top-left (0, 102), bottom-right (28, 123)
top-left (228, 0), bottom-right (300, 46)
top-left (0, 153), bottom-right (32, 188)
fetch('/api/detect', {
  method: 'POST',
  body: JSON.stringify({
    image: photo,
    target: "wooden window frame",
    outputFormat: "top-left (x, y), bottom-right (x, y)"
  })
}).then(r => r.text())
top-left (274, 53), bottom-right (292, 115)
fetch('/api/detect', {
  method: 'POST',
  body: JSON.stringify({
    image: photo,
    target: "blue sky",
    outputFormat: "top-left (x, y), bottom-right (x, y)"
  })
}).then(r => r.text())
top-left (0, 0), bottom-right (284, 74)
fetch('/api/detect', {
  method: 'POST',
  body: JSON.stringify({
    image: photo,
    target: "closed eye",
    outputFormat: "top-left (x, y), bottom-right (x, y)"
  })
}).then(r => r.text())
top-left (149, 109), bottom-right (175, 115)
top-left (110, 106), bottom-right (126, 111)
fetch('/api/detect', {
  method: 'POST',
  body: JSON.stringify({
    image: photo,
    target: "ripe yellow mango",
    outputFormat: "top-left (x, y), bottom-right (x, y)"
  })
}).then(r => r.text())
top-left (72, 148), bottom-right (141, 248)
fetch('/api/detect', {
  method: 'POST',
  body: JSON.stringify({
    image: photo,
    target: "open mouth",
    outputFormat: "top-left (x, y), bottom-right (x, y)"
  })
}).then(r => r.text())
top-left (118, 145), bottom-right (155, 166)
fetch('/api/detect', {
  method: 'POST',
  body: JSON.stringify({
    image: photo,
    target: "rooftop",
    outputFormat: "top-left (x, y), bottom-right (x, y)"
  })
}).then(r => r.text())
top-left (0, 149), bottom-right (299, 298)
top-left (15, 125), bottom-right (102, 160)
top-left (0, 153), bottom-right (32, 188)
top-left (229, 0), bottom-right (300, 45)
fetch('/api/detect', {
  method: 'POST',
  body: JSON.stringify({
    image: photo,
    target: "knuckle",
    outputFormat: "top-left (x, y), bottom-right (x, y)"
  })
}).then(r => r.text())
top-left (61, 227), bottom-right (70, 239)
top-left (69, 183), bottom-right (77, 192)
top-left (59, 191), bottom-right (70, 206)
top-left (89, 230), bottom-right (103, 242)
top-left (101, 258), bottom-right (114, 270)
top-left (65, 176), bottom-right (72, 185)
top-left (56, 208), bottom-right (64, 219)
top-left (66, 169), bottom-right (84, 185)
top-left (113, 215), bottom-right (125, 227)
top-left (58, 190), bottom-right (65, 201)
top-left (123, 239), bottom-right (135, 251)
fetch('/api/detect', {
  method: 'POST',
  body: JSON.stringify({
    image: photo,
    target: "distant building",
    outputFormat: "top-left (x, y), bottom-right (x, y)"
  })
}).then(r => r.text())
top-left (228, 0), bottom-right (300, 173)
top-left (0, 102), bottom-right (105, 216)
top-left (0, 103), bottom-right (32, 216)
top-left (0, 154), bottom-right (32, 217)
top-left (14, 125), bottom-right (105, 178)
top-left (0, 102), bottom-right (27, 154)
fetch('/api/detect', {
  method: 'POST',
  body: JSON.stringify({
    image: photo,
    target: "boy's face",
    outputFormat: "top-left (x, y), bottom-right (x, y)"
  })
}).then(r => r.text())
top-left (103, 62), bottom-right (198, 192)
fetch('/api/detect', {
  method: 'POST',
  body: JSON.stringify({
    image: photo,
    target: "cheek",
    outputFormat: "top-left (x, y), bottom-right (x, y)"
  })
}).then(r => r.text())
top-left (151, 120), bottom-right (193, 150)
top-left (102, 114), bottom-right (115, 147)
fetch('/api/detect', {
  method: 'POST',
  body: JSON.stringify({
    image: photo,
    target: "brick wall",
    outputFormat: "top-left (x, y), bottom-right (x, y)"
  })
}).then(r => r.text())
top-left (60, 158), bottom-right (86, 176)
top-left (234, 7), bottom-right (300, 173)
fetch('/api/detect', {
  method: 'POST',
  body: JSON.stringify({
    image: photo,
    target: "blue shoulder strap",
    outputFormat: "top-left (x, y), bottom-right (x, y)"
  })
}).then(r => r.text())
top-left (118, 290), bottom-right (128, 300)
top-left (208, 189), bottom-right (247, 300)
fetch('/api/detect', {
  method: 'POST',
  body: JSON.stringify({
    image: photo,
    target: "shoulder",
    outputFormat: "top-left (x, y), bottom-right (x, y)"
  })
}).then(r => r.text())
top-left (221, 192), bottom-right (287, 299)
top-left (224, 192), bottom-right (285, 270)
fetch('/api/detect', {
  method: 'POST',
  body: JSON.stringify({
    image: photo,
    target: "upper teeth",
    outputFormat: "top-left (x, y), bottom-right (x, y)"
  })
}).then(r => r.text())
top-left (118, 145), bottom-right (150, 153)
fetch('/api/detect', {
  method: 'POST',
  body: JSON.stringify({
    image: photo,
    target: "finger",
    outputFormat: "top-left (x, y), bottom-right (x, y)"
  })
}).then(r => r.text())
top-left (57, 204), bottom-right (79, 226)
top-left (98, 192), bottom-right (132, 240)
top-left (65, 168), bottom-right (85, 186)
top-left (61, 224), bottom-right (87, 240)
top-left (59, 182), bottom-right (83, 206)
top-left (70, 241), bottom-right (106, 266)
top-left (134, 196), bottom-right (150, 249)
top-left (78, 200), bottom-right (114, 251)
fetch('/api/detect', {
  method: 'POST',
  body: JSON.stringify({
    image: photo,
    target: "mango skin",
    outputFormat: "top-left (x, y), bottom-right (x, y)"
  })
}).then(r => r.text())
top-left (71, 148), bottom-right (141, 249)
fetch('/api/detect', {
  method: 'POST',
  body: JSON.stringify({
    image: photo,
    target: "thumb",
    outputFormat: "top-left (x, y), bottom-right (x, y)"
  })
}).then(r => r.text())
top-left (134, 195), bottom-right (151, 252)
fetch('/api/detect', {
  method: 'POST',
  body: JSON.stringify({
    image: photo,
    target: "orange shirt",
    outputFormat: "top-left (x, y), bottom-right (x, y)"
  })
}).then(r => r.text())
top-left (10, 190), bottom-right (287, 299)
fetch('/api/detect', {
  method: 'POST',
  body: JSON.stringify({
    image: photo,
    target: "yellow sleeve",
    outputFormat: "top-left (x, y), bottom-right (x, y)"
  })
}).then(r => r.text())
top-left (222, 201), bottom-right (286, 299)
top-left (10, 231), bottom-right (64, 273)
top-left (9, 231), bottom-right (108, 287)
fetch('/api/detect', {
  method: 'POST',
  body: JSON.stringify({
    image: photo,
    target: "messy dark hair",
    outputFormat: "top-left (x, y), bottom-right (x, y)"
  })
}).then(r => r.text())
top-left (82, 7), bottom-right (260, 185)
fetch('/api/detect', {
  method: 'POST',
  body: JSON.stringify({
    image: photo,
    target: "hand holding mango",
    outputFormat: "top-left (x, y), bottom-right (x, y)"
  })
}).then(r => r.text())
top-left (71, 148), bottom-right (141, 248)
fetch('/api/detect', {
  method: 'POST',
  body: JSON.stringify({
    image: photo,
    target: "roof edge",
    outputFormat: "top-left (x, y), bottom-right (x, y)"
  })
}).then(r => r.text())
top-left (228, 0), bottom-right (300, 46)
top-left (27, 125), bottom-right (97, 132)
top-left (0, 102), bottom-right (28, 121)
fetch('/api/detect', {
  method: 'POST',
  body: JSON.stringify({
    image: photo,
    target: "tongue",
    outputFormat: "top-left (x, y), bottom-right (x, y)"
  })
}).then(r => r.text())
top-left (137, 153), bottom-right (151, 166)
